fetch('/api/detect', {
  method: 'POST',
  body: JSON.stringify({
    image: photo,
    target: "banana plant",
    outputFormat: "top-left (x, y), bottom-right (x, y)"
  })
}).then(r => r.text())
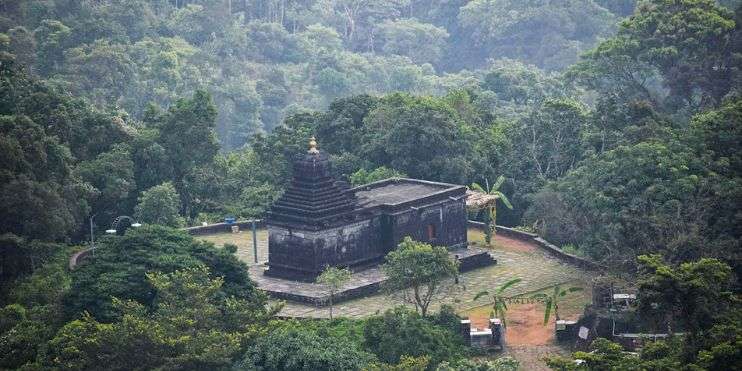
top-left (532, 284), bottom-right (583, 325)
top-left (473, 278), bottom-right (522, 328)
top-left (470, 175), bottom-right (513, 245)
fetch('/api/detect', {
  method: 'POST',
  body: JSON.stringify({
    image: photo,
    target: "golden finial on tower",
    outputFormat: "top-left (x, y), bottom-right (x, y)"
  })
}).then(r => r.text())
top-left (308, 136), bottom-right (319, 154)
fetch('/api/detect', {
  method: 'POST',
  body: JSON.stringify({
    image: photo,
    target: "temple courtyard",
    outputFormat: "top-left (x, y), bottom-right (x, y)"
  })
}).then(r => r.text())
top-left (198, 227), bottom-right (593, 323)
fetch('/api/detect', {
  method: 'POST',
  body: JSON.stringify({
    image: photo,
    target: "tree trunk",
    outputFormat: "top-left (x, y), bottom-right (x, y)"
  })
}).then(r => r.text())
top-left (491, 206), bottom-right (497, 239)
top-left (329, 293), bottom-right (334, 320)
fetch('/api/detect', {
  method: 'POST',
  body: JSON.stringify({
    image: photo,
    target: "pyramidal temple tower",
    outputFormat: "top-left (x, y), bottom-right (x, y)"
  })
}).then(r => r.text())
top-left (265, 136), bottom-right (357, 229)
top-left (264, 137), bottom-right (471, 281)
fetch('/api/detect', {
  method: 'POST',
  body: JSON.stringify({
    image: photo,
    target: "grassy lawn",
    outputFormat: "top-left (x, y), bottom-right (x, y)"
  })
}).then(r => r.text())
top-left (199, 229), bottom-right (269, 264)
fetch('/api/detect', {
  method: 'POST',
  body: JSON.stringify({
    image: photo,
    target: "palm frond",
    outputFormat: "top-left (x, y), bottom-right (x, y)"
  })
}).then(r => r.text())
top-left (493, 175), bottom-right (506, 191)
top-left (473, 290), bottom-right (490, 301)
top-left (543, 300), bottom-right (552, 325)
top-left (497, 278), bottom-right (522, 294)
top-left (495, 192), bottom-right (514, 210)
top-left (471, 183), bottom-right (485, 192)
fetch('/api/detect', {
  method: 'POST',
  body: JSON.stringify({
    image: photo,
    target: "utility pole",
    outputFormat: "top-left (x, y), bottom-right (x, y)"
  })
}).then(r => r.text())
top-left (252, 219), bottom-right (258, 263)
top-left (89, 214), bottom-right (96, 256)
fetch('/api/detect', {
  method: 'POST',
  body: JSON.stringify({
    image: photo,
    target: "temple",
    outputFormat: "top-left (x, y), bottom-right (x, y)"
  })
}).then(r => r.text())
top-left (264, 137), bottom-right (469, 281)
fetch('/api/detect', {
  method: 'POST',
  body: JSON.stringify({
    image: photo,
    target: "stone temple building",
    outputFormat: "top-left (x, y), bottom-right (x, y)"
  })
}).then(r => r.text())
top-left (264, 137), bottom-right (470, 281)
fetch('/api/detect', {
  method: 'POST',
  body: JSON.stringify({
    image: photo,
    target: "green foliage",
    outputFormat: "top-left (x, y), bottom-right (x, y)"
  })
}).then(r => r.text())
top-left (512, 98), bottom-right (590, 181)
top-left (0, 245), bottom-right (72, 368)
top-left (437, 357), bottom-right (519, 371)
top-left (471, 175), bottom-right (513, 244)
top-left (376, 18), bottom-right (449, 65)
top-left (571, 0), bottom-right (740, 110)
top-left (157, 90), bottom-right (219, 217)
top-left (1, 1), bottom-right (741, 369)
top-left (637, 255), bottom-right (735, 358)
top-left (361, 94), bottom-right (478, 184)
top-left (64, 225), bottom-right (266, 322)
top-left (0, 234), bottom-right (63, 291)
top-left (382, 237), bottom-right (459, 317)
top-left (317, 266), bottom-right (352, 320)
top-left (0, 114), bottom-right (88, 241)
top-left (75, 143), bottom-right (136, 224)
top-left (363, 307), bottom-right (466, 367)
top-left (546, 326), bottom-right (742, 370)
top-left (134, 182), bottom-right (183, 227)
top-left (532, 284), bottom-right (584, 325)
top-left (473, 278), bottom-right (522, 328)
top-left (528, 96), bottom-right (742, 268)
top-left (42, 266), bottom-right (276, 370)
top-left (459, 0), bottom-right (617, 70)
top-left (366, 355), bottom-right (430, 371)
top-left (6, 0), bottom-right (624, 150)
top-left (546, 337), bottom-right (653, 370)
top-left (349, 167), bottom-right (406, 186)
top-left (236, 325), bottom-right (377, 371)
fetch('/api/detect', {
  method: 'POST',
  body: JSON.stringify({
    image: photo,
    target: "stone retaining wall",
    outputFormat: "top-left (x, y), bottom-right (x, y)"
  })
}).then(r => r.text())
top-left (183, 219), bottom-right (264, 235)
top-left (467, 221), bottom-right (605, 271)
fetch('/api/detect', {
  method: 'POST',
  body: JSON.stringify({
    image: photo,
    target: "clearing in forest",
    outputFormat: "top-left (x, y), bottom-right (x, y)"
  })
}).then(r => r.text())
top-left (198, 228), bottom-right (593, 319)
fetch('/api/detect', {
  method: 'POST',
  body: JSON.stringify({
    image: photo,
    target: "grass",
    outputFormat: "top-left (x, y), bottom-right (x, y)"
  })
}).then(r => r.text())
top-left (461, 279), bottom-right (592, 323)
top-left (199, 229), bottom-right (269, 264)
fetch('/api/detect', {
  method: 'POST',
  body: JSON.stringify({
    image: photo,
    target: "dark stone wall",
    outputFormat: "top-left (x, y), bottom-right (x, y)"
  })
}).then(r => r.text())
top-left (266, 195), bottom-right (468, 281)
top-left (388, 199), bottom-right (467, 249)
top-left (266, 218), bottom-right (385, 281)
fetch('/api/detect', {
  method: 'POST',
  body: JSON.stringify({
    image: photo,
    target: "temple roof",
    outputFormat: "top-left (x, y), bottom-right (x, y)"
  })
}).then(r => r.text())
top-left (265, 137), bottom-right (357, 229)
top-left (353, 178), bottom-right (466, 211)
top-left (266, 138), bottom-right (469, 229)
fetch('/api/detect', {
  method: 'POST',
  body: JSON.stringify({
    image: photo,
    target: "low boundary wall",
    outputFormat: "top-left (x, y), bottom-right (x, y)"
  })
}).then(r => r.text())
top-left (467, 221), bottom-right (605, 271)
top-left (183, 219), bottom-right (264, 235)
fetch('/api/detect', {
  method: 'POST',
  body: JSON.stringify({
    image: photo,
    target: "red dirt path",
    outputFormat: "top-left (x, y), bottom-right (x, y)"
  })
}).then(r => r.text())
top-left (492, 234), bottom-right (538, 254)
top-left (471, 233), bottom-right (558, 346)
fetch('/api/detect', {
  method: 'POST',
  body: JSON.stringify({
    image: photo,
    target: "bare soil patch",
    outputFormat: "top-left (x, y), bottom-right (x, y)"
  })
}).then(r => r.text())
top-left (505, 303), bottom-right (555, 345)
top-left (505, 345), bottom-right (569, 371)
top-left (492, 234), bottom-right (538, 254)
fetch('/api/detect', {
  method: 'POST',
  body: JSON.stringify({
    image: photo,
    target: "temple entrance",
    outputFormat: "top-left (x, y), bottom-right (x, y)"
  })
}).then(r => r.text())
top-left (427, 224), bottom-right (436, 241)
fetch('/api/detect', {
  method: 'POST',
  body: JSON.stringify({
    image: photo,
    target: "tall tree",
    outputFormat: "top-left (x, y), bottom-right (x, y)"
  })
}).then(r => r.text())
top-left (571, 0), bottom-right (740, 110)
top-left (157, 90), bottom-right (219, 220)
top-left (134, 182), bottom-right (182, 227)
top-left (361, 93), bottom-right (477, 184)
top-left (382, 237), bottom-right (459, 317)
top-left (637, 255), bottom-right (735, 361)
top-left (0, 114), bottom-right (88, 241)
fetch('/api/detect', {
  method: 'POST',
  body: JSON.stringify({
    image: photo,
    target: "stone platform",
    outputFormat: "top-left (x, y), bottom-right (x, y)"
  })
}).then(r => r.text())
top-left (248, 246), bottom-right (496, 306)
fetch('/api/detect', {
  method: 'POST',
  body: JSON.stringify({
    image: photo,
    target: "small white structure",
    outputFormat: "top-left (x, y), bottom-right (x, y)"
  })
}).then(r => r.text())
top-left (460, 318), bottom-right (504, 350)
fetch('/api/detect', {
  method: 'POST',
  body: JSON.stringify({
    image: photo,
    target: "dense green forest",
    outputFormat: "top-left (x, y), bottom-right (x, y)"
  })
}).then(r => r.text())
top-left (1, 0), bottom-right (741, 369)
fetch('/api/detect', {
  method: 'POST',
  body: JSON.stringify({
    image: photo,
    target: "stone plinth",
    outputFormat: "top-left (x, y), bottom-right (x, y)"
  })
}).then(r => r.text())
top-left (251, 246), bottom-right (495, 306)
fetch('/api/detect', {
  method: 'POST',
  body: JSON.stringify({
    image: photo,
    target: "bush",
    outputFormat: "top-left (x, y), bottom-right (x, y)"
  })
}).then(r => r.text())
top-left (235, 326), bottom-right (377, 370)
top-left (63, 225), bottom-right (264, 321)
top-left (363, 307), bottom-right (466, 367)
top-left (134, 182), bottom-right (183, 227)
